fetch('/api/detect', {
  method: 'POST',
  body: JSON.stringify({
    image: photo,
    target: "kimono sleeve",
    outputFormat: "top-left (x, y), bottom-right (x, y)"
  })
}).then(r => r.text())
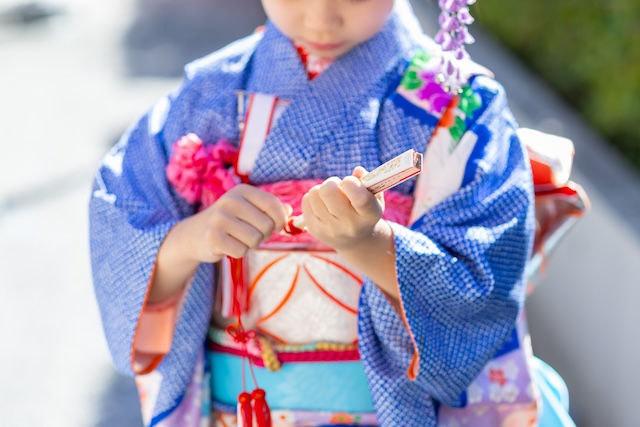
top-left (89, 34), bottom-right (260, 423)
top-left (358, 76), bottom-right (535, 411)
top-left (89, 91), bottom-right (215, 379)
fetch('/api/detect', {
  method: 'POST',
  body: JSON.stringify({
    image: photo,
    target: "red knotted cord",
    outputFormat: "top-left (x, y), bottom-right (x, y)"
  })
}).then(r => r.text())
top-left (226, 285), bottom-right (271, 426)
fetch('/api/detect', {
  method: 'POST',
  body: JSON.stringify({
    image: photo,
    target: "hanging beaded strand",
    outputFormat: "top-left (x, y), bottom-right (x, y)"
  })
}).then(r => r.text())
top-left (434, 0), bottom-right (478, 93)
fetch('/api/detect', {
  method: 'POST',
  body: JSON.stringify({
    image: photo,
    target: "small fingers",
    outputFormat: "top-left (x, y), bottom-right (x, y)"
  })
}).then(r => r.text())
top-left (305, 184), bottom-right (333, 223)
top-left (341, 175), bottom-right (376, 214)
top-left (219, 237), bottom-right (248, 259)
top-left (206, 186), bottom-right (290, 256)
top-left (215, 195), bottom-right (275, 242)
top-left (235, 204), bottom-right (277, 241)
top-left (317, 177), bottom-right (352, 218)
top-left (351, 166), bottom-right (368, 180)
top-left (240, 186), bottom-right (289, 232)
top-left (219, 211), bottom-right (268, 254)
top-left (350, 167), bottom-right (385, 205)
top-left (207, 223), bottom-right (251, 259)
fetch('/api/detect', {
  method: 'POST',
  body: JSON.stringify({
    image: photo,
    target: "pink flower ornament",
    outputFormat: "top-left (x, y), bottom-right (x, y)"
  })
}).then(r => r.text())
top-left (166, 133), bottom-right (239, 207)
top-left (172, 133), bottom-right (208, 170)
top-left (201, 163), bottom-right (241, 208)
top-left (207, 139), bottom-right (238, 164)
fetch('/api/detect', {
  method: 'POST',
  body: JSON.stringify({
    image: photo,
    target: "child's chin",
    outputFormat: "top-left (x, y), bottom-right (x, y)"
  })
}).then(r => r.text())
top-left (306, 43), bottom-right (352, 59)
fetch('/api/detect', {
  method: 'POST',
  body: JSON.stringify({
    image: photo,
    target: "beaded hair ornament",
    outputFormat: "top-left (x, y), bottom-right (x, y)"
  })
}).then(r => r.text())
top-left (434, 0), bottom-right (477, 92)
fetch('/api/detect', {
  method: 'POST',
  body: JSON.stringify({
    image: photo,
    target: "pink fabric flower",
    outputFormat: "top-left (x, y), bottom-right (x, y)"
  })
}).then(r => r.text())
top-left (200, 140), bottom-right (240, 208)
top-left (166, 165), bottom-right (203, 204)
top-left (207, 139), bottom-right (238, 164)
top-left (166, 134), bottom-right (238, 205)
top-left (201, 167), bottom-right (241, 208)
top-left (172, 133), bottom-right (208, 170)
top-left (166, 134), bottom-right (207, 204)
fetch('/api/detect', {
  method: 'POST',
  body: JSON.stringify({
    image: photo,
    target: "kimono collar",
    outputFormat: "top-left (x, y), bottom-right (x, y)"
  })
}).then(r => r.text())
top-left (244, 0), bottom-right (425, 182)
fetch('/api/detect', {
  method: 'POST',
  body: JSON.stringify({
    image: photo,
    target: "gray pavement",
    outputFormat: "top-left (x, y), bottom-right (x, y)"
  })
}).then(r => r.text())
top-left (0, 1), bottom-right (638, 426)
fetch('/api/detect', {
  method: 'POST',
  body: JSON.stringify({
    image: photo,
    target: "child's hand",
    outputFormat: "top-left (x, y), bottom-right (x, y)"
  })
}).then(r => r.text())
top-left (301, 166), bottom-right (385, 251)
top-left (191, 184), bottom-right (291, 262)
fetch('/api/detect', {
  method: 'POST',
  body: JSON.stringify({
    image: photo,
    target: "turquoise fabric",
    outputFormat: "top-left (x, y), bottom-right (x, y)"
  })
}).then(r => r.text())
top-left (208, 351), bottom-right (375, 413)
top-left (532, 357), bottom-right (576, 427)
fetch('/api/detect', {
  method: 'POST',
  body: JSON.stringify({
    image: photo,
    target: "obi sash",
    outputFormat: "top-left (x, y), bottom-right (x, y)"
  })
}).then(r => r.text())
top-left (207, 247), bottom-right (375, 415)
top-left (208, 351), bottom-right (375, 413)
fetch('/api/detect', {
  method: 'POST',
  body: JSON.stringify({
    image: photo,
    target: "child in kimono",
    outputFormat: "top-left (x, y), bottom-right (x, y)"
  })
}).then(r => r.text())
top-left (90, 0), bottom-right (582, 426)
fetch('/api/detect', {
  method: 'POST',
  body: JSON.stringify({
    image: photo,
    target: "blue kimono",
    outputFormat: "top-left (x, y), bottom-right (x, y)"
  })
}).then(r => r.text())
top-left (89, 1), bottom-right (535, 425)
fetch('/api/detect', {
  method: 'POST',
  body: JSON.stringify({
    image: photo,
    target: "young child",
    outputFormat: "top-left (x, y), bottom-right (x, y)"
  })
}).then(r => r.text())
top-left (90, 0), bottom-right (582, 426)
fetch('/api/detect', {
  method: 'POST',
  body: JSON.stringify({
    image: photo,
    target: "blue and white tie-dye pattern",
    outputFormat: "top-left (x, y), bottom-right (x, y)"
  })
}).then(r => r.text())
top-left (89, 1), bottom-right (535, 426)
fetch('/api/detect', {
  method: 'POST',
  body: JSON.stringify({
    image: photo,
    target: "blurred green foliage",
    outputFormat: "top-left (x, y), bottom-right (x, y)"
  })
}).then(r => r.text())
top-left (471, 0), bottom-right (640, 170)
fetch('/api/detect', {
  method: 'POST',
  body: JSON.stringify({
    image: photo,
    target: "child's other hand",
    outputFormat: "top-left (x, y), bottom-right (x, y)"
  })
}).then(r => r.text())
top-left (301, 166), bottom-right (384, 251)
top-left (191, 184), bottom-right (290, 262)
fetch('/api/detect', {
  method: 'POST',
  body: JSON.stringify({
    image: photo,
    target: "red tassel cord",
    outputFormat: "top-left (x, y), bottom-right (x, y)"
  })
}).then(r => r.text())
top-left (227, 324), bottom-right (255, 426)
top-left (251, 388), bottom-right (272, 427)
top-left (283, 218), bottom-right (305, 235)
top-left (237, 391), bottom-right (253, 427)
top-left (228, 256), bottom-right (249, 316)
top-left (226, 253), bottom-right (272, 427)
top-left (226, 322), bottom-right (272, 427)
